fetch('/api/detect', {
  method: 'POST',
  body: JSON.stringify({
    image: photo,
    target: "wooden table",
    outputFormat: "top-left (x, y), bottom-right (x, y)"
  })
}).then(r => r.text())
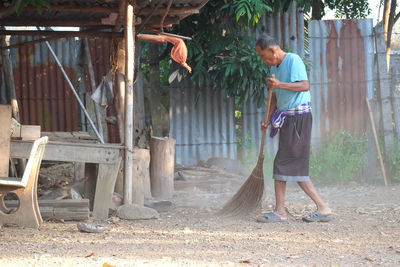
top-left (10, 140), bottom-right (123, 219)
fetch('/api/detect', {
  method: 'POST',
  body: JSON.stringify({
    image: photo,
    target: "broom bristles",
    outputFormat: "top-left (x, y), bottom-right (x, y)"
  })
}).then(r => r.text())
top-left (218, 155), bottom-right (265, 217)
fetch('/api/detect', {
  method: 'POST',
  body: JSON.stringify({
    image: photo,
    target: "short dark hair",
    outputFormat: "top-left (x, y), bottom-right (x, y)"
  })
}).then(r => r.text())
top-left (256, 35), bottom-right (280, 50)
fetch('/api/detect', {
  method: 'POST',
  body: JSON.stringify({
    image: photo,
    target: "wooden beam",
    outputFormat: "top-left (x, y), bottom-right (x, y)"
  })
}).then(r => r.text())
top-left (10, 125), bottom-right (41, 140)
top-left (0, 5), bottom-right (119, 13)
top-left (0, 16), bottom-right (179, 28)
top-left (93, 158), bottom-right (122, 219)
top-left (0, 30), bottom-right (122, 38)
top-left (0, 18), bottom-right (113, 27)
top-left (5, 199), bottom-right (90, 221)
top-left (10, 140), bottom-right (122, 164)
top-left (137, 6), bottom-right (199, 16)
top-left (113, 0), bottom-right (126, 32)
top-left (138, 16), bottom-right (180, 28)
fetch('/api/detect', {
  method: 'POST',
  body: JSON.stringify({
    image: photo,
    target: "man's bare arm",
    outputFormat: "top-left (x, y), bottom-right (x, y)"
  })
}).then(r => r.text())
top-left (267, 77), bottom-right (309, 92)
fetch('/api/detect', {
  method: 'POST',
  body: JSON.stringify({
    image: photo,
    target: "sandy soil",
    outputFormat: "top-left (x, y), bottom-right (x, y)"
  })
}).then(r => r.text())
top-left (1, 166), bottom-right (399, 267)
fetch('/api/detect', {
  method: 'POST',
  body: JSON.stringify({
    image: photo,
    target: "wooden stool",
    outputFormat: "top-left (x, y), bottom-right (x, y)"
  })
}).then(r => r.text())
top-left (0, 137), bottom-right (48, 228)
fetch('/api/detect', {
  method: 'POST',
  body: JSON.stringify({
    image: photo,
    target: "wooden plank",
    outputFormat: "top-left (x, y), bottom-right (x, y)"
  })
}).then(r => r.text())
top-left (93, 157), bottom-right (122, 219)
top-left (5, 198), bottom-right (90, 208)
top-left (20, 125), bottom-right (41, 140)
top-left (5, 199), bottom-right (90, 221)
top-left (11, 125), bottom-right (40, 140)
top-left (0, 105), bottom-right (11, 177)
top-left (10, 141), bottom-right (122, 164)
top-left (84, 163), bottom-right (97, 211)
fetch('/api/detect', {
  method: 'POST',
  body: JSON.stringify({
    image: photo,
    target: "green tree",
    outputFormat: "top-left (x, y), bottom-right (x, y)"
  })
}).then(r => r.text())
top-left (172, 0), bottom-right (273, 108)
top-left (380, 0), bottom-right (400, 69)
top-left (297, 0), bottom-right (371, 20)
top-left (170, 0), bottom-right (371, 107)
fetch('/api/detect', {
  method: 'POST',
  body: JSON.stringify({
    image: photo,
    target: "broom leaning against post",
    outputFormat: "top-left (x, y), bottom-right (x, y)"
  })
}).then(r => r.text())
top-left (255, 35), bottom-right (332, 223)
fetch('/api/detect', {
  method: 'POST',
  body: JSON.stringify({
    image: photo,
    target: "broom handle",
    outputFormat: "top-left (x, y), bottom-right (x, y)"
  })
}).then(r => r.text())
top-left (259, 74), bottom-right (274, 158)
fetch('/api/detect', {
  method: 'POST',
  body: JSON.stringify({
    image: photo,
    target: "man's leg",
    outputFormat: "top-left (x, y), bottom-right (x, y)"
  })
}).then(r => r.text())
top-left (298, 180), bottom-right (331, 216)
top-left (274, 180), bottom-right (287, 219)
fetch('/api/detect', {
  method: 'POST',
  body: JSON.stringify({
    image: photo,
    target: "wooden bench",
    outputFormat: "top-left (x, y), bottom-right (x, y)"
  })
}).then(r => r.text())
top-left (10, 140), bottom-right (122, 219)
top-left (0, 136), bottom-right (48, 228)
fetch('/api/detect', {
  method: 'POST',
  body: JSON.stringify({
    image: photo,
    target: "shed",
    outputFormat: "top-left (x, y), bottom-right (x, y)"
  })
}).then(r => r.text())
top-left (0, 0), bottom-right (208, 218)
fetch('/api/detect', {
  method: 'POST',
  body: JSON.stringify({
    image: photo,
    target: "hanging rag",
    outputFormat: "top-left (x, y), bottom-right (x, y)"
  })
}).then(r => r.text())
top-left (91, 71), bottom-right (114, 107)
top-left (137, 33), bottom-right (192, 73)
top-left (270, 102), bottom-right (312, 138)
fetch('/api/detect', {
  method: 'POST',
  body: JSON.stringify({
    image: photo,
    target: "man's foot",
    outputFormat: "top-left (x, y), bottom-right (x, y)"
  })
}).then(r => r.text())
top-left (302, 211), bottom-right (332, 223)
top-left (257, 212), bottom-right (288, 223)
top-left (318, 206), bottom-right (332, 217)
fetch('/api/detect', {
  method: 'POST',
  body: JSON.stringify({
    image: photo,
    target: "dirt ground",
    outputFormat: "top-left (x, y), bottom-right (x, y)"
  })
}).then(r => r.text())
top-left (1, 165), bottom-right (399, 267)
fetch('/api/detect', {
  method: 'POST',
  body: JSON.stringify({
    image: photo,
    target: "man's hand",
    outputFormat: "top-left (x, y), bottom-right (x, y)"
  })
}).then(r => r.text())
top-left (261, 120), bottom-right (269, 131)
top-left (267, 76), bottom-right (279, 89)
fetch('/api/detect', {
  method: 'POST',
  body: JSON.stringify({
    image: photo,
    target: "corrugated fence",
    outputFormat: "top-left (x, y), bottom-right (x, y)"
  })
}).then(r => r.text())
top-left (4, 36), bottom-right (115, 140)
top-left (171, 16), bottom-right (374, 165)
top-left (1, 15), bottom-right (375, 165)
top-left (170, 78), bottom-right (237, 165)
top-left (309, 19), bottom-right (374, 143)
top-left (10, 36), bottom-right (79, 131)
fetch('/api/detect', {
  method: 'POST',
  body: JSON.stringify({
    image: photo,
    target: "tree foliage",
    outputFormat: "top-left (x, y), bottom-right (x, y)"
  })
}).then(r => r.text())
top-left (16, 0), bottom-right (50, 14)
top-left (173, 0), bottom-right (272, 108)
top-left (157, 0), bottom-right (373, 107)
top-left (294, 0), bottom-right (371, 19)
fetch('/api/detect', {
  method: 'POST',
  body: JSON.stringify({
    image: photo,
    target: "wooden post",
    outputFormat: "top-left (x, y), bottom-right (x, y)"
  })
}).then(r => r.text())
top-left (148, 43), bottom-right (164, 137)
top-left (375, 23), bottom-right (394, 155)
top-left (0, 105), bottom-right (11, 177)
top-left (150, 137), bottom-right (176, 199)
top-left (124, 1), bottom-right (136, 205)
top-left (83, 163), bottom-right (97, 210)
top-left (0, 34), bottom-right (19, 121)
top-left (83, 38), bottom-right (105, 141)
top-left (366, 98), bottom-right (388, 186)
top-left (391, 69), bottom-right (400, 145)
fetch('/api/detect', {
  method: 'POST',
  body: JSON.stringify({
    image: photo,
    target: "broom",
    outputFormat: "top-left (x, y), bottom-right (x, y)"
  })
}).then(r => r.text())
top-left (218, 76), bottom-right (274, 217)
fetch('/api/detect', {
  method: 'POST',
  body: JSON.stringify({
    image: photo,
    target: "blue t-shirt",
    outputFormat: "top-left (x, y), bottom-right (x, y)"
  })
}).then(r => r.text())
top-left (270, 53), bottom-right (310, 110)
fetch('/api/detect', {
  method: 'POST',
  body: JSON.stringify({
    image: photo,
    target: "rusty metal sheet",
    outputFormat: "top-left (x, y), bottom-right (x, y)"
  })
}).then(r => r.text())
top-left (309, 19), bottom-right (374, 141)
top-left (9, 36), bottom-right (79, 132)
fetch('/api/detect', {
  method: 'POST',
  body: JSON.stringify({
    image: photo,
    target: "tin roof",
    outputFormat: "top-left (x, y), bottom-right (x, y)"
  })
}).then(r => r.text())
top-left (0, 0), bottom-right (207, 29)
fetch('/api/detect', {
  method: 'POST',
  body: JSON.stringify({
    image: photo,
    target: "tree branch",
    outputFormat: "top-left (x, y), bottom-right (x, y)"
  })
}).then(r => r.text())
top-left (394, 11), bottom-right (400, 24)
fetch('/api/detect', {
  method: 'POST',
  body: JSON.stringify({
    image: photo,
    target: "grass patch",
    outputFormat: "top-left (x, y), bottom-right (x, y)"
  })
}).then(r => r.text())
top-left (310, 131), bottom-right (367, 185)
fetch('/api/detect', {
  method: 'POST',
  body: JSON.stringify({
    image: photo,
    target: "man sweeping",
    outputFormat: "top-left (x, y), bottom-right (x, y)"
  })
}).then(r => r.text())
top-left (255, 35), bottom-right (332, 223)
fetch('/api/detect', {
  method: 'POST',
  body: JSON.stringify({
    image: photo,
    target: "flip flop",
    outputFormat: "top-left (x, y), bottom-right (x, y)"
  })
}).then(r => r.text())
top-left (302, 211), bottom-right (332, 223)
top-left (257, 212), bottom-right (288, 223)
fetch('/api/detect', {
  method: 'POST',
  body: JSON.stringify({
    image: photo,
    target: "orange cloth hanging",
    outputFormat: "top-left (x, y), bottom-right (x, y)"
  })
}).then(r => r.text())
top-left (137, 34), bottom-right (192, 73)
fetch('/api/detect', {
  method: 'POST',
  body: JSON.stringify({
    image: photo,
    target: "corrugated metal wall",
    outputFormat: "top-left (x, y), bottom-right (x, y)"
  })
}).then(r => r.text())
top-left (309, 19), bottom-right (374, 143)
top-left (3, 36), bottom-right (119, 142)
top-left (170, 78), bottom-right (237, 165)
top-left (170, 3), bottom-right (307, 164)
top-left (9, 36), bottom-right (79, 131)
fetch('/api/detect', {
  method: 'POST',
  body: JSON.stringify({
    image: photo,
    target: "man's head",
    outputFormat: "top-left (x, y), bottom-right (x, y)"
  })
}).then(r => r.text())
top-left (256, 35), bottom-right (282, 66)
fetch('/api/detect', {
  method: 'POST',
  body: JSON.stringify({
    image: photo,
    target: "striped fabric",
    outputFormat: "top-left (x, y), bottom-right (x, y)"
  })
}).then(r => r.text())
top-left (270, 102), bottom-right (312, 138)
